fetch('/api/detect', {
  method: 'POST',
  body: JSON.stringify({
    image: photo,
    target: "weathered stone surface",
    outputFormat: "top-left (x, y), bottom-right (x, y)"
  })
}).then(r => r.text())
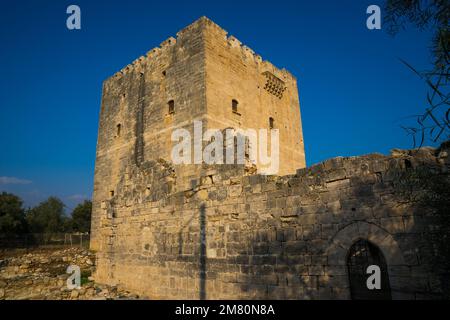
top-left (0, 248), bottom-right (139, 300)
top-left (89, 17), bottom-right (450, 300)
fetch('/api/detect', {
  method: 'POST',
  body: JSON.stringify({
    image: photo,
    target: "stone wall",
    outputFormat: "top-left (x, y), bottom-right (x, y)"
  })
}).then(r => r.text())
top-left (92, 143), bottom-right (449, 299)
top-left (203, 19), bottom-right (306, 174)
top-left (91, 18), bottom-right (208, 250)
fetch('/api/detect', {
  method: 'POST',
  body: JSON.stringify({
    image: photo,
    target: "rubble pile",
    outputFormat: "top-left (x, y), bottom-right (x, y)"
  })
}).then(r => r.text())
top-left (0, 247), bottom-right (139, 300)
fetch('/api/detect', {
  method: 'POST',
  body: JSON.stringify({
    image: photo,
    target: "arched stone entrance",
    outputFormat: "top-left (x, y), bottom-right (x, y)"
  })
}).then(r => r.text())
top-left (326, 221), bottom-right (406, 299)
top-left (347, 239), bottom-right (392, 300)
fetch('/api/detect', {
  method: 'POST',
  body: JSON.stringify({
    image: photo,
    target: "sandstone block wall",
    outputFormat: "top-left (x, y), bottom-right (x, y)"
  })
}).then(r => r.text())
top-left (203, 19), bottom-right (306, 175)
top-left (91, 18), bottom-right (208, 250)
top-left (92, 144), bottom-right (449, 299)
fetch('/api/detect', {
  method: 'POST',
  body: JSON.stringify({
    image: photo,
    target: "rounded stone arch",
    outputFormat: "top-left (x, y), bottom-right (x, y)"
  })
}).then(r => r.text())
top-left (325, 221), bottom-right (406, 299)
top-left (326, 221), bottom-right (405, 266)
top-left (347, 239), bottom-right (392, 299)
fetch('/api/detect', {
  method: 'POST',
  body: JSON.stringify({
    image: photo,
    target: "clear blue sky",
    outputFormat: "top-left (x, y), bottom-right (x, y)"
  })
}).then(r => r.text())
top-left (0, 0), bottom-right (436, 209)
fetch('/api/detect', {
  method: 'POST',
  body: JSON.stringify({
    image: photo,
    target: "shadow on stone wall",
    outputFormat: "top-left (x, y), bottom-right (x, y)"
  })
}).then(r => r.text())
top-left (235, 229), bottom-right (318, 299)
top-left (199, 203), bottom-right (206, 300)
top-left (229, 145), bottom-right (449, 299)
top-left (98, 143), bottom-right (448, 299)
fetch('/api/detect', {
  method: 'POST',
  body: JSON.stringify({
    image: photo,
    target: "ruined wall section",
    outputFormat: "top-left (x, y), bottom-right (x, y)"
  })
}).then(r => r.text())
top-left (203, 19), bottom-right (306, 175)
top-left (93, 143), bottom-right (449, 299)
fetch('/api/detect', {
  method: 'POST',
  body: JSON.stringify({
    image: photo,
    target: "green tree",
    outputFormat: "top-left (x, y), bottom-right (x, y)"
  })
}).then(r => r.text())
top-left (0, 192), bottom-right (27, 235)
top-left (385, 0), bottom-right (449, 66)
top-left (26, 197), bottom-right (66, 234)
top-left (70, 200), bottom-right (92, 233)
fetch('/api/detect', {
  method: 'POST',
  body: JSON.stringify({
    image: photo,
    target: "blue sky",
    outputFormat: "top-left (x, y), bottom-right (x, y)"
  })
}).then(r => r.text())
top-left (0, 0), bottom-right (436, 209)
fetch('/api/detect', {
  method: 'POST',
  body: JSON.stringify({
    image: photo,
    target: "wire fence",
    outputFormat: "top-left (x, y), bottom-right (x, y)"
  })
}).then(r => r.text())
top-left (0, 233), bottom-right (90, 249)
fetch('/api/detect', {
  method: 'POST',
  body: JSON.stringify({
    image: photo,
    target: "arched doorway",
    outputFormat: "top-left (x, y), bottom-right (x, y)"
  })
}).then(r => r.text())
top-left (347, 239), bottom-right (392, 300)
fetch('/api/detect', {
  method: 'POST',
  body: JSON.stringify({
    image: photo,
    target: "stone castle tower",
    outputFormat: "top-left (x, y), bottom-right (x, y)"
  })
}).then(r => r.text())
top-left (93, 16), bottom-right (304, 195)
top-left (90, 17), bottom-right (448, 300)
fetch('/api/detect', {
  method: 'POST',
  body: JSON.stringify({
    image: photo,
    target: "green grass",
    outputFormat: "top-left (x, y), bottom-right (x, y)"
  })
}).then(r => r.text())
top-left (80, 270), bottom-right (92, 286)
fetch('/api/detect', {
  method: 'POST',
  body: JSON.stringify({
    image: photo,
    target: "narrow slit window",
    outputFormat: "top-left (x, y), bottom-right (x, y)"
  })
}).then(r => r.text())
top-left (232, 99), bottom-right (239, 114)
top-left (244, 136), bottom-right (250, 160)
top-left (405, 159), bottom-right (412, 169)
top-left (116, 124), bottom-right (122, 137)
top-left (269, 117), bottom-right (275, 129)
top-left (110, 190), bottom-right (115, 197)
top-left (168, 100), bottom-right (175, 114)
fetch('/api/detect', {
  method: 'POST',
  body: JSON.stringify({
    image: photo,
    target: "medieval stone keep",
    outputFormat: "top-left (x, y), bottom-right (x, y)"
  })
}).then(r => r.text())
top-left (91, 17), bottom-right (449, 299)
